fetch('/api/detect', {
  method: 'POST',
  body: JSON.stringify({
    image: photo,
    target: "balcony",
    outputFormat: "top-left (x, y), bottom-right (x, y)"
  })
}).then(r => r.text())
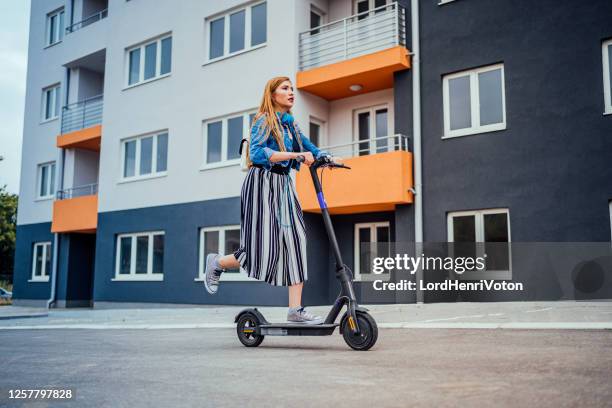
top-left (66, 8), bottom-right (108, 34)
top-left (51, 184), bottom-right (98, 233)
top-left (297, 2), bottom-right (410, 101)
top-left (295, 135), bottom-right (413, 214)
top-left (57, 95), bottom-right (103, 151)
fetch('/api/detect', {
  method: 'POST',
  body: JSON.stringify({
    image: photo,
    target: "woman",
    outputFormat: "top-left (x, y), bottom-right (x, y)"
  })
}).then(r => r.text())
top-left (203, 76), bottom-right (341, 325)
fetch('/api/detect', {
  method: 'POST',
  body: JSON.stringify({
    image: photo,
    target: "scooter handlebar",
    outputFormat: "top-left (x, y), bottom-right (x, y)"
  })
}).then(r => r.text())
top-left (295, 154), bottom-right (351, 170)
top-left (314, 155), bottom-right (351, 170)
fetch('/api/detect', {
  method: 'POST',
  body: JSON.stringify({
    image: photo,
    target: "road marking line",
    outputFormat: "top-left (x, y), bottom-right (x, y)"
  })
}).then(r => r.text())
top-left (418, 314), bottom-right (486, 323)
top-left (0, 323), bottom-right (236, 330)
top-left (525, 307), bottom-right (554, 313)
top-left (381, 322), bottom-right (612, 329)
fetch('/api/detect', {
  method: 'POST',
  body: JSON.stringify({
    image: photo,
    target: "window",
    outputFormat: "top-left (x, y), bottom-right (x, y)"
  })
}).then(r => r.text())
top-left (42, 84), bottom-right (61, 121)
top-left (198, 226), bottom-right (246, 281)
top-left (46, 8), bottom-right (65, 46)
top-left (603, 39), bottom-right (612, 115)
top-left (443, 63), bottom-right (506, 138)
top-left (309, 118), bottom-right (324, 147)
top-left (447, 209), bottom-right (511, 280)
top-left (121, 131), bottom-right (168, 180)
top-left (37, 162), bottom-right (56, 199)
top-left (202, 111), bottom-right (256, 168)
top-left (126, 34), bottom-right (172, 86)
top-left (354, 105), bottom-right (393, 156)
top-left (609, 201), bottom-right (612, 243)
top-left (354, 222), bottom-right (391, 281)
top-left (114, 231), bottom-right (165, 281)
top-left (30, 242), bottom-right (51, 282)
top-left (353, 0), bottom-right (390, 18)
top-left (206, 2), bottom-right (267, 62)
top-left (310, 6), bottom-right (325, 35)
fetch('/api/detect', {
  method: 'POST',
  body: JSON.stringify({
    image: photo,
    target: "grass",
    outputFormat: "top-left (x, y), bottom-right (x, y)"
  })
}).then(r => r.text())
top-left (0, 280), bottom-right (13, 306)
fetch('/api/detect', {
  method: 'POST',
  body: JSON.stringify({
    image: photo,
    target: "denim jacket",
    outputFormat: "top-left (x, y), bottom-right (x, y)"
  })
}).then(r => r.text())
top-left (249, 112), bottom-right (329, 171)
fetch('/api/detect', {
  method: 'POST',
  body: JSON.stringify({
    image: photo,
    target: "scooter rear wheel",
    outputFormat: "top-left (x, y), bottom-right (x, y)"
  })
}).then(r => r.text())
top-left (341, 312), bottom-right (378, 351)
top-left (236, 313), bottom-right (264, 347)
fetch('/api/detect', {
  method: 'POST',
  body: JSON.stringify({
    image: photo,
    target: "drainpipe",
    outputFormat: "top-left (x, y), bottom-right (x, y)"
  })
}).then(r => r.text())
top-left (410, 0), bottom-right (424, 304)
top-left (47, 148), bottom-right (64, 309)
top-left (46, 230), bottom-right (59, 309)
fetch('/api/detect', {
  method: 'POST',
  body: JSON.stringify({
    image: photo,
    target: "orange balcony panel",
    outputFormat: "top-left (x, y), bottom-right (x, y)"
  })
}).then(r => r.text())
top-left (57, 125), bottom-right (102, 151)
top-left (51, 194), bottom-right (98, 233)
top-left (296, 45), bottom-right (410, 101)
top-left (296, 150), bottom-right (413, 215)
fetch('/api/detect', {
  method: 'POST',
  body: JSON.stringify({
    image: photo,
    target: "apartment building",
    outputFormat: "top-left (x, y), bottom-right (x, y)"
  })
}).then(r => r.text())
top-left (12, 0), bottom-right (612, 307)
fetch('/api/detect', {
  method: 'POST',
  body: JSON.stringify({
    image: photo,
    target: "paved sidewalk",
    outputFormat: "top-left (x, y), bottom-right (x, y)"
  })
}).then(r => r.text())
top-left (0, 300), bottom-right (611, 329)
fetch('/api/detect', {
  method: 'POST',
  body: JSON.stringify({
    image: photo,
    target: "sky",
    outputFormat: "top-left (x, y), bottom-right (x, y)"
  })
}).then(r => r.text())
top-left (0, 0), bottom-right (30, 194)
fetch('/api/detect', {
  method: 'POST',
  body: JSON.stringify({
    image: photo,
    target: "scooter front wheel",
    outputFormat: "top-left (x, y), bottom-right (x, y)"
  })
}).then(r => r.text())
top-left (236, 313), bottom-right (264, 347)
top-left (341, 312), bottom-right (378, 351)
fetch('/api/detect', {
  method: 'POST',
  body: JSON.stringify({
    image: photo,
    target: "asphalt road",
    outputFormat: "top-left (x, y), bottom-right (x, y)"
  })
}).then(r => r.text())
top-left (1, 328), bottom-right (611, 408)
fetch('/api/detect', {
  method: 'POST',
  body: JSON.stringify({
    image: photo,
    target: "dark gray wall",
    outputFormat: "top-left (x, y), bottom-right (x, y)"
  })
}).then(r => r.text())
top-left (413, 0), bottom-right (612, 242)
top-left (93, 198), bottom-right (331, 306)
top-left (12, 222), bottom-right (53, 300)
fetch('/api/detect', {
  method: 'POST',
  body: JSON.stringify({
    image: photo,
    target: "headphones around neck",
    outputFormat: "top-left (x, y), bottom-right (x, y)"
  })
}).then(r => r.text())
top-left (278, 111), bottom-right (294, 125)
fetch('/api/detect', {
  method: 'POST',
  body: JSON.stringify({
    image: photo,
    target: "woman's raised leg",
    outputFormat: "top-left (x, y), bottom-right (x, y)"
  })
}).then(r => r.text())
top-left (218, 254), bottom-right (240, 269)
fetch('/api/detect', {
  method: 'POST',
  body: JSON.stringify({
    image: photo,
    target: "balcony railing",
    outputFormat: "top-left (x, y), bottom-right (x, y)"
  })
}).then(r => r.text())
top-left (320, 134), bottom-right (411, 159)
top-left (66, 8), bottom-right (108, 34)
top-left (61, 94), bottom-right (103, 134)
top-left (56, 183), bottom-right (98, 200)
top-left (299, 2), bottom-right (406, 71)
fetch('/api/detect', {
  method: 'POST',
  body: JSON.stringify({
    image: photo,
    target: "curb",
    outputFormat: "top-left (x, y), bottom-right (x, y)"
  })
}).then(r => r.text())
top-left (0, 321), bottom-right (611, 330)
top-left (0, 313), bottom-right (49, 321)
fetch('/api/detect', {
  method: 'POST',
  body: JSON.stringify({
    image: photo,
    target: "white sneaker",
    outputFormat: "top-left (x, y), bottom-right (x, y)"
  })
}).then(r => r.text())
top-left (287, 307), bottom-right (324, 325)
top-left (203, 253), bottom-right (224, 295)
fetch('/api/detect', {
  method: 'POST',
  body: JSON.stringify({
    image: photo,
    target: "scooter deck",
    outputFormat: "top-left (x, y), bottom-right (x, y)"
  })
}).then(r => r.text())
top-left (258, 323), bottom-right (339, 336)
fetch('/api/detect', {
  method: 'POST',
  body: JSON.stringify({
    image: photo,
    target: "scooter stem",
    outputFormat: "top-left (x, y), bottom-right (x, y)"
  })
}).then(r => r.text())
top-left (310, 166), bottom-right (356, 302)
top-left (308, 165), bottom-right (344, 268)
top-left (309, 163), bottom-right (360, 333)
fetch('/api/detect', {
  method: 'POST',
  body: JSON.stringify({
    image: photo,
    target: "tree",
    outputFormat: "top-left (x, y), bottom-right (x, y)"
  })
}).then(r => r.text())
top-left (0, 185), bottom-right (18, 281)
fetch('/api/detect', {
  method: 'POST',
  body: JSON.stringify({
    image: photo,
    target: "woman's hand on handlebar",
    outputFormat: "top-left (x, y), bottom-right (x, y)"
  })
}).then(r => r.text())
top-left (296, 152), bottom-right (315, 165)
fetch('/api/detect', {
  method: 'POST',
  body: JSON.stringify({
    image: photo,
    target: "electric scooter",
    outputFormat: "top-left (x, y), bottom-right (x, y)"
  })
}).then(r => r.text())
top-left (234, 155), bottom-right (378, 351)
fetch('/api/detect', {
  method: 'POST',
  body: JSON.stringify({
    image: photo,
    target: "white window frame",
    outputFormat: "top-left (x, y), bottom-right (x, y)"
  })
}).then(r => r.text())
top-left (196, 225), bottom-right (250, 282)
top-left (443, 63), bottom-right (506, 138)
top-left (609, 201), bottom-right (612, 243)
top-left (29, 242), bottom-right (51, 282)
top-left (354, 221), bottom-right (391, 282)
top-left (119, 130), bottom-right (169, 183)
top-left (201, 109), bottom-right (256, 170)
top-left (113, 231), bottom-right (165, 281)
top-left (309, 116), bottom-right (327, 148)
top-left (204, 1), bottom-right (267, 65)
top-left (124, 33), bottom-right (172, 89)
top-left (603, 39), bottom-right (612, 115)
top-left (45, 8), bottom-right (65, 47)
top-left (352, 0), bottom-right (390, 15)
top-left (36, 162), bottom-right (56, 200)
top-left (41, 84), bottom-right (61, 122)
top-left (310, 5), bottom-right (326, 30)
top-left (353, 104), bottom-right (394, 156)
top-left (447, 208), bottom-right (512, 280)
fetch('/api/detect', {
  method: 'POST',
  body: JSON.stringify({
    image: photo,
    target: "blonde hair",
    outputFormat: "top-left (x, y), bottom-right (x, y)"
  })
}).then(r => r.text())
top-left (246, 76), bottom-right (303, 167)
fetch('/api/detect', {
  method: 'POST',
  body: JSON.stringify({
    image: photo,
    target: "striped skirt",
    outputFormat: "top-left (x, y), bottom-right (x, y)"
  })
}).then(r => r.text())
top-left (233, 166), bottom-right (308, 286)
